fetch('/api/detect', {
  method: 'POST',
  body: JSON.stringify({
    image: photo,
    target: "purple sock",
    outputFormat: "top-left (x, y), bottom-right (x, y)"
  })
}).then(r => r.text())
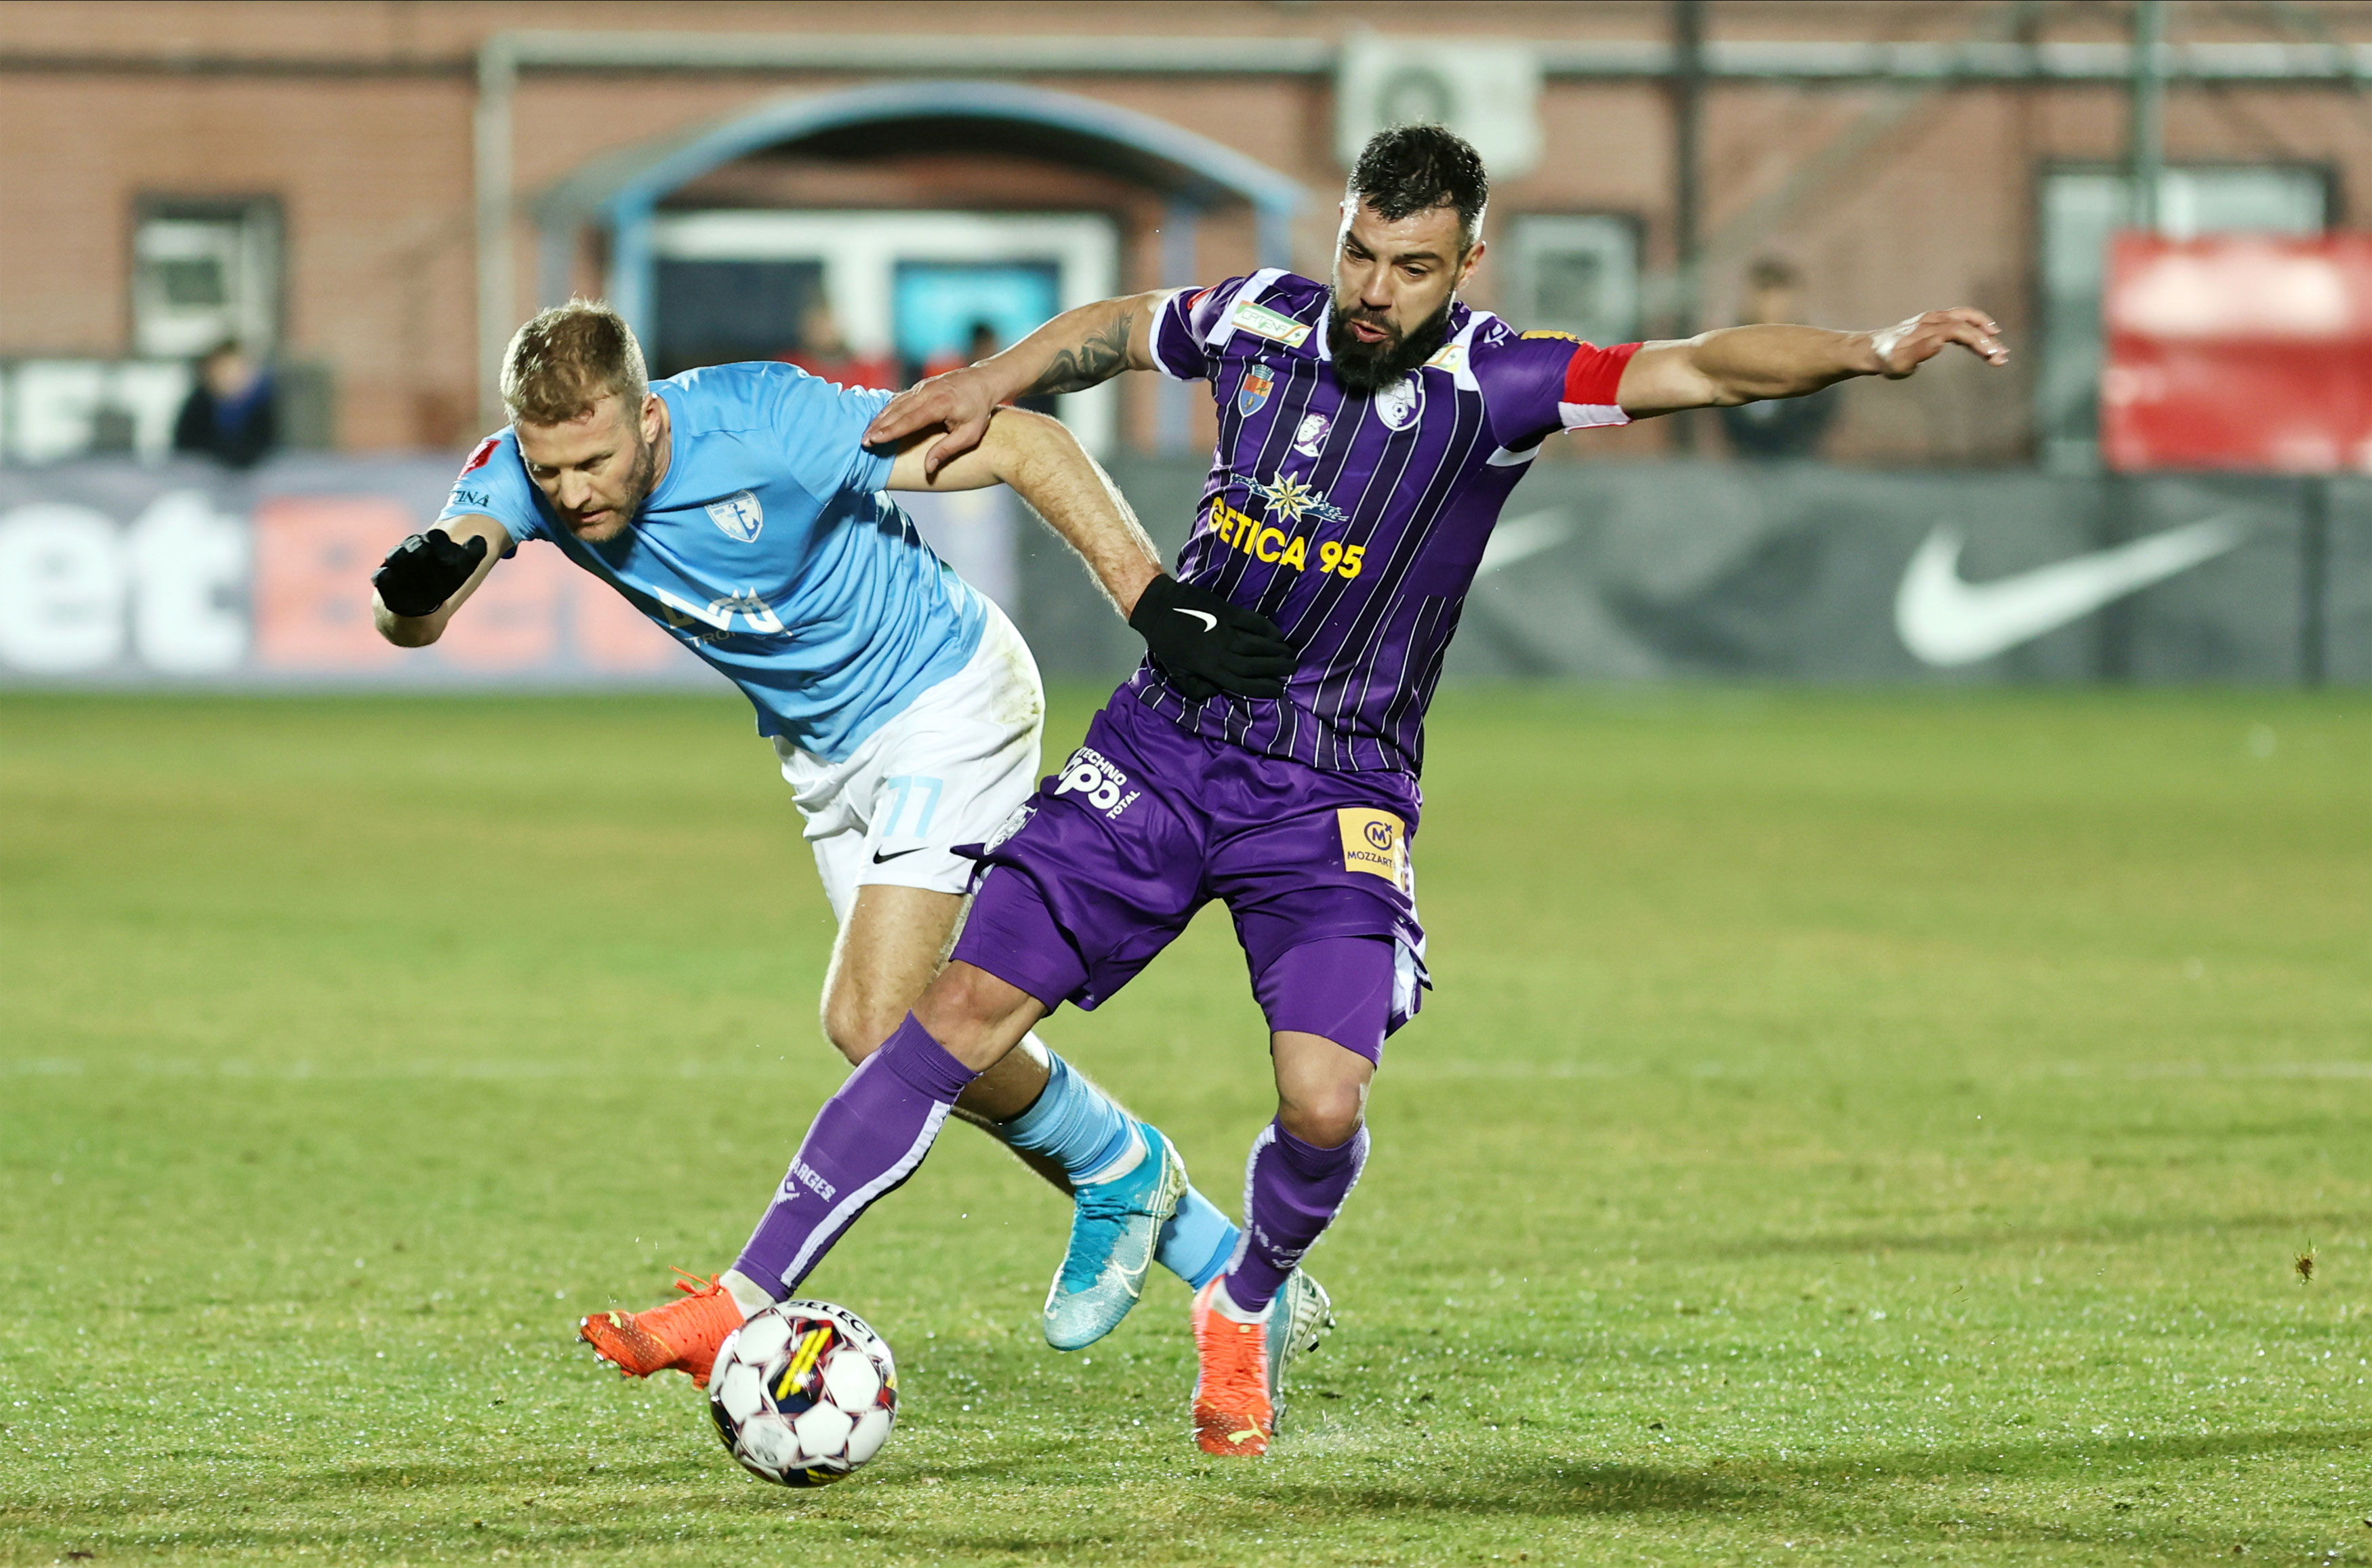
top-left (1225, 1120), bottom-right (1369, 1313)
top-left (733, 1013), bottom-right (979, 1298)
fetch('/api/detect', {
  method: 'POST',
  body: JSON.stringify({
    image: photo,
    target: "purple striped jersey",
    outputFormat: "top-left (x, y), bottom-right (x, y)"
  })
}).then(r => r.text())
top-left (1130, 269), bottom-right (1641, 777)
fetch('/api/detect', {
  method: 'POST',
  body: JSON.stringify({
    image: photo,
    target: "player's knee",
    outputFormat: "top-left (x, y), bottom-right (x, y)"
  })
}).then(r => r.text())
top-left (1276, 1082), bottom-right (1366, 1149)
top-left (912, 960), bottom-right (1039, 1062)
top-left (819, 990), bottom-right (899, 1067)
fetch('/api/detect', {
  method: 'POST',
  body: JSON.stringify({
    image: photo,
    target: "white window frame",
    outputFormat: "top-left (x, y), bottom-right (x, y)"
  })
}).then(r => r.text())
top-left (648, 210), bottom-right (1121, 456)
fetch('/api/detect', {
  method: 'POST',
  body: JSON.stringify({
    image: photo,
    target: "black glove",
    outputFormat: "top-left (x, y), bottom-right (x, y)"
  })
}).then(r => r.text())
top-left (372, 529), bottom-right (488, 619)
top-left (1128, 574), bottom-right (1296, 701)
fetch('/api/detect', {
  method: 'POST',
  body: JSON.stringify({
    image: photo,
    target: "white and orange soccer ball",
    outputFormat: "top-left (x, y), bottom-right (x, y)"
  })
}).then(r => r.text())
top-left (707, 1299), bottom-right (897, 1487)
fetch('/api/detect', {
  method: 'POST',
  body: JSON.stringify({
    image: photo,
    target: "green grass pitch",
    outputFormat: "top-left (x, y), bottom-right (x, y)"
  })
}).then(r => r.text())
top-left (3, 686), bottom-right (2368, 1565)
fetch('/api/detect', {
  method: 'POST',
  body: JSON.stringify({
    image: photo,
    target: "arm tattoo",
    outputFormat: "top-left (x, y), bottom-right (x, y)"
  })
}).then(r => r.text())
top-left (1025, 310), bottom-right (1137, 396)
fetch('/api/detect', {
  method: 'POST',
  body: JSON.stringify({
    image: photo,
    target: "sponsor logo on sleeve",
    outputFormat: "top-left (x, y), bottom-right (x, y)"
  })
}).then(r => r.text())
top-left (1233, 301), bottom-right (1313, 348)
top-left (449, 487), bottom-right (491, 513)
top-left (1520, 329), bottom-right (1582, 342)
top-left (1052, 746), bottom-right (1140, 819)
top-left (1336, 807), bottom-right (1411, 892)
top-left (706, 490), bottom-right (764, 543)
top-left (1236, 364), bottom-right (1274, 417)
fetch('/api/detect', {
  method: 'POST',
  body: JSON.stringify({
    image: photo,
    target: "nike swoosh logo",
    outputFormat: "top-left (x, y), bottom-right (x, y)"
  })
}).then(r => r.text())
top-left (1476, 510), bottom-right (1573, 577)
top-left (1173, 608), bottom-right (1219, 632)
top-left (870, 846), bottom-right (926, 864)
top-left (1894, 513), bottom-right (2251, 667)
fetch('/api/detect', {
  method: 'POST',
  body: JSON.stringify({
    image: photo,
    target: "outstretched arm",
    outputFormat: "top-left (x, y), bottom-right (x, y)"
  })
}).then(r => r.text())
top-left (1615, 308), bottom-right (2009, 417)
top-left (885, 405), bottom-right (1161, 615)
top-left (865, 289), bottom-right (1175, 478)
top-left (884, 407), bottom-right (1294, 699)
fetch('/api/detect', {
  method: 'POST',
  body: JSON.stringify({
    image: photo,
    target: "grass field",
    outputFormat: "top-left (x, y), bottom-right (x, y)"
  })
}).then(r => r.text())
top-left (3, 685), bottom-right (2369, 1565)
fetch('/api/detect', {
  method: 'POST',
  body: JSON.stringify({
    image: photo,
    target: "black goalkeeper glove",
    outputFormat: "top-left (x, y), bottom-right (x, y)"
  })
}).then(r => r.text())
top-left (1127, 573), bottom-right (1296, 701)
top-left (371, 529), bottom-right (488, 619)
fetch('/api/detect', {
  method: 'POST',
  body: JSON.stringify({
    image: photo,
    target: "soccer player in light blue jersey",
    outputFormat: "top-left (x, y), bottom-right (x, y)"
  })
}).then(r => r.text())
top-left (369, 300), bottom-right (1303, 1386)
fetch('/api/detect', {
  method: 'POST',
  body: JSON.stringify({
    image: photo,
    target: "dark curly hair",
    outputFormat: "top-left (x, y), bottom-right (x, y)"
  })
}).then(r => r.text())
top-left (1347, 124), bottom-right (1490, 250)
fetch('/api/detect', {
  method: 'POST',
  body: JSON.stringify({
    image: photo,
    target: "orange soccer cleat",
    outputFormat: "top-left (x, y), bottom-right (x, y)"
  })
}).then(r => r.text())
top-left (578, 1269), bottom-right (744, 1388)
top-left (1189, 1277), bottom-right (1273, 1457)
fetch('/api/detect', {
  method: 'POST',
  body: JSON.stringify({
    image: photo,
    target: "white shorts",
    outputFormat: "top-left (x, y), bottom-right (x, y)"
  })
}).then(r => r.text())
top-left (774, 602), bottom-right (1044, 925)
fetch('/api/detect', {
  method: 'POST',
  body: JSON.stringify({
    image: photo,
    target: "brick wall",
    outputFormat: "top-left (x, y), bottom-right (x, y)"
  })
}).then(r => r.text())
top-left (6, 1), bottom-right (2372, 461)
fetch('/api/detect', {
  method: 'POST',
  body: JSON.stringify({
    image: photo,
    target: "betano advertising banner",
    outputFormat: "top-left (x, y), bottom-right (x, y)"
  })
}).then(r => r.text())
top-left (0, 456), bottom-right (706, 686)
top-left (0, 455), bottom-right (1018, 688)
top-left (0, 454), bottom-right (2360, 690)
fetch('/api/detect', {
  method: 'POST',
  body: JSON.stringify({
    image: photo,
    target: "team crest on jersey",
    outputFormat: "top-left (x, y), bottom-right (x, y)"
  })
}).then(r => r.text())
top-left (706, 490), bottom-right (764, 543)
top-left (1292, 413), bottom-right (1330, 457)
top-left (1374, 374), bottom-right (1423, 431)
top-left (1237, 365), bottom-right (1274, 417)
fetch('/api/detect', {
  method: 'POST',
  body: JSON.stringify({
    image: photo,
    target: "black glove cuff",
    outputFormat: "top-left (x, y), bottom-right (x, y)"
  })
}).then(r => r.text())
top-left (1126, 573), bottom-right (1186, 635)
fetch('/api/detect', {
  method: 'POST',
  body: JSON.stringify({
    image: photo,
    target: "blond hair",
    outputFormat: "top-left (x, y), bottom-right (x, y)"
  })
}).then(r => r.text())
top-left (499, 299), bottom-right (649, 426)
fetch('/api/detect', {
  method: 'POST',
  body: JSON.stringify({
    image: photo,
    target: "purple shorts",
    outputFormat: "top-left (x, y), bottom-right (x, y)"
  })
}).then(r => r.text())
top-left (952, 693), bottom-right (1430, 1052)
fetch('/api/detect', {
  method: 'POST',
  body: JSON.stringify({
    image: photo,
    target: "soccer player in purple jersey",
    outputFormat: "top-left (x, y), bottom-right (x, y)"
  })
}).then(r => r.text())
top-left (697, 125), bottom-right (2011, 1458)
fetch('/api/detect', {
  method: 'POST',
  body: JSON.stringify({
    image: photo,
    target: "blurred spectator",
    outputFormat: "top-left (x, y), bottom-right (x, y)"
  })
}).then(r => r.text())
top-left (924, 320), bottom-right (1057, 413)
top-left (782, 302), bottom-right (896, 390)
top-left (172, 339), bottom-right (277, 468)
top-left (1717, 259), bottom-right (1839, 461)
top-left (922, 319), bottom-right (1003, 381)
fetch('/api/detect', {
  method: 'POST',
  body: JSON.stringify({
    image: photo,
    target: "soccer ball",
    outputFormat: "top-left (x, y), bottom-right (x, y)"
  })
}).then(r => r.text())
top-left (707, 1299), bottom-right (898, 1487)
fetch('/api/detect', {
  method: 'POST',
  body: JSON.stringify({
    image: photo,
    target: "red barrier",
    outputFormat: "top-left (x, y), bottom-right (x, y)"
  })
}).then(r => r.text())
top-left (2104, 232), bottom-right (2372, 474)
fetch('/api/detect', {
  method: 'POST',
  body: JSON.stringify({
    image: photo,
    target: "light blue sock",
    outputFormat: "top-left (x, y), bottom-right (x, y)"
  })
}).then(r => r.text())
top-left (1158, 1188), bottom-right (1239, 1289)
top-left (996, 1044), bottom-right (1241, 1285)
top-left (997, 1047), bottom-right (1137, 1187)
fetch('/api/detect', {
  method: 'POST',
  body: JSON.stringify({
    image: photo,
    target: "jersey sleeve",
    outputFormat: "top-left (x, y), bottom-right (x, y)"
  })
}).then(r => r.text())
top-left (436, 430), bottom-right (537, 552)
top-left (766, 367), bottom-right (897, 499)
top-left (1477, 331), bottom-right (1643, 451)
top-left (1151, 277), bottom-right (1258, 382)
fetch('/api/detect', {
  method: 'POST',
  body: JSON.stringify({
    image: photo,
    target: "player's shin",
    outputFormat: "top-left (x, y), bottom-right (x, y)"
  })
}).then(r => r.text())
top-left (1222, 1121), bottom-right (1370, 1316)
top-left (985, 1037), bottom-right (1240, 1287)
top-left (732, 1012), bottom-right (980, 1300)
top-left (1159, 1188), bottom-right (1240, 1288)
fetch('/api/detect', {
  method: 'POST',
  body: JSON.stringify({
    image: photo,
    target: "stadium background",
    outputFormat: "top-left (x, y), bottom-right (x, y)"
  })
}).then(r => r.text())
top-left (7, 7), bottom-right (2372, 1565)
top-left (6, 0), bottom-right (2372, 686)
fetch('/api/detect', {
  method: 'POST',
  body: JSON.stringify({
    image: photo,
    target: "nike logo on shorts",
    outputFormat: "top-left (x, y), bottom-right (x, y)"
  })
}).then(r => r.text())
top-left (872, 846), bottom-right (926, 865)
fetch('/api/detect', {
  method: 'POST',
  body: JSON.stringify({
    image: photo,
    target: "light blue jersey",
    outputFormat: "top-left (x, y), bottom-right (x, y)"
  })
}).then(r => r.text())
top-left (438, 362), bottom-right (985, 762)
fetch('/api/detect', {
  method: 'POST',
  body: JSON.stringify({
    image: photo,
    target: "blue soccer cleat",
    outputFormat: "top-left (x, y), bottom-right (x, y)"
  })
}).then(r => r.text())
top-left (1042, 1123), bottom-right (1187, 1350)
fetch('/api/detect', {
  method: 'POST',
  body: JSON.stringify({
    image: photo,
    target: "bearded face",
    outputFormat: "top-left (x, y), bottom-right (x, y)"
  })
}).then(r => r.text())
top-left (515, 392), bottom-right (667, 543)
top-left (1326, 291), bottom-right (1455, 396)
top-left (1326, 198), bottom-right (1479, 398)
